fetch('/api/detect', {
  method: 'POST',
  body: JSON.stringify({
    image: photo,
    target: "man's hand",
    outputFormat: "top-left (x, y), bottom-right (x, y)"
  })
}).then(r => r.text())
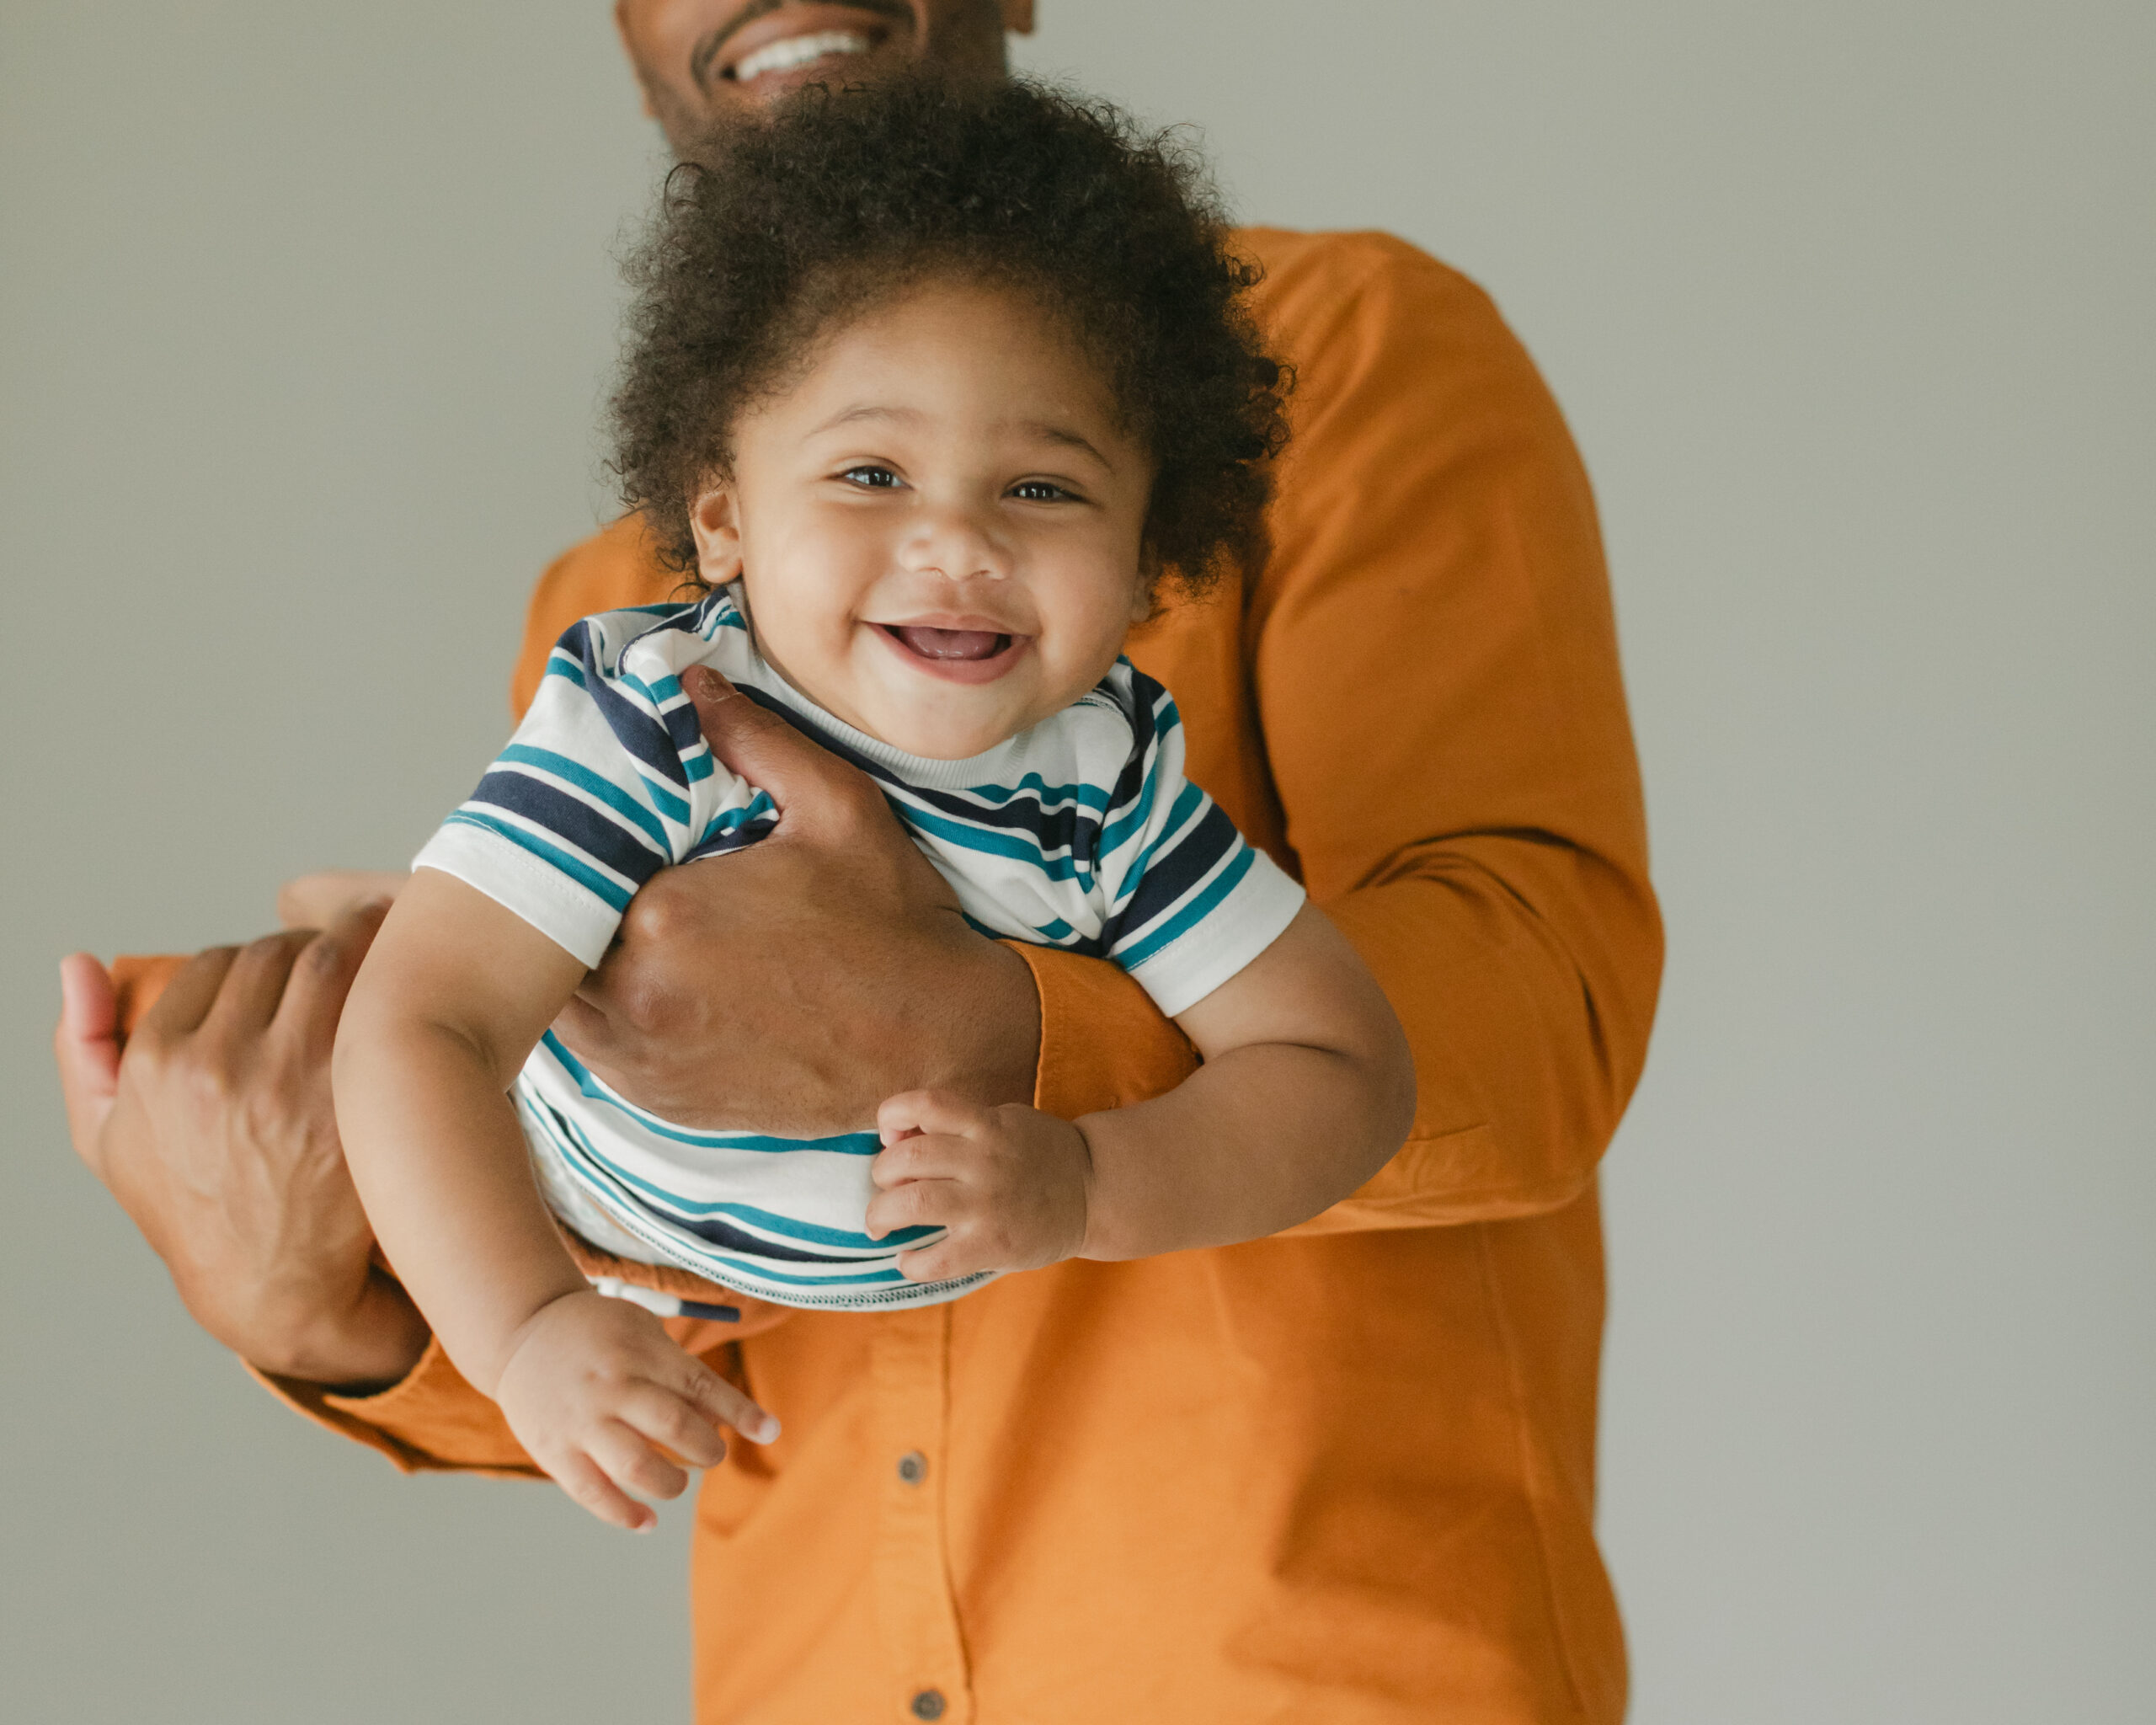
top-left (865, 1090), bottom-right (1093, 1283)
top-left (493, 1289), bottom-right (779, 1533)
top-left (276, 869), bottom-right (406, 930)
top-left (55, 900), bottom-right (430, 1387)
top-left (555, 667), bottom-right (1042, 1135)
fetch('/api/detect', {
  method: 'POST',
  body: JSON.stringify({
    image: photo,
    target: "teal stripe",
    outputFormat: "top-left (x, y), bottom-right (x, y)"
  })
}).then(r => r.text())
top-left (568, 1135), bottom-right (929, 1247)
top-left (444, 810), bottom-right (631, 912)
top-left (630, 768), bottom-right (691, 825)
top-left (619, 669), bottom-right (687, 710)
top-left (531, 1107), bottom-right (927, 1273)
top-left (961, 772), bottom-right (1112, 814)
top-left (1114, 843), bottom-right (1257, 971)
top-left (544, 657), bottom-right (587, 688)
top-left (898, 800), bottom-right (1084, 881)
top-left (697, 791), bottom-right (775, 846)
top-left (959, 911), bottom-right (1083, 948)
top-left (539, 1033), bottom-right (881, 1155)
top-left (1099, 745), bottom-right (1173, 857)
top-left (1105, 697), bottom-right (1182, 838)
top-left (703, 1260), bottom-right (907, 1288)
top-left (1109, 782), bottom-right (1205, 913)
top-left (498, 744), bottom-right (670, 852)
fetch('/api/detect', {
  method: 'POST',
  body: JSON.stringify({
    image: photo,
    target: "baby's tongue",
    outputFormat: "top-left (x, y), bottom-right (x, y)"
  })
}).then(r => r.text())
top-left (895, 625), bottom-right (1006, 660)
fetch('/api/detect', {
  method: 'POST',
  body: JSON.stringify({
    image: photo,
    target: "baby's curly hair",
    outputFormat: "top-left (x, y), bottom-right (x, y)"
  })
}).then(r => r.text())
top-left (610, 73), bottom-right (1289, 595)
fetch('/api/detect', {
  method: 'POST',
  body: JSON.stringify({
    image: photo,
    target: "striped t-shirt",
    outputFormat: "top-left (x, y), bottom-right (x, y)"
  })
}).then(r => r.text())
top-left (412, 586), bottom-right (1306, 1310)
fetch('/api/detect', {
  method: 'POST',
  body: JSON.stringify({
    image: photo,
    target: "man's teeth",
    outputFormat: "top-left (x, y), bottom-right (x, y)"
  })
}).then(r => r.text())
top-left (733, 30), bottom-right (874, 83)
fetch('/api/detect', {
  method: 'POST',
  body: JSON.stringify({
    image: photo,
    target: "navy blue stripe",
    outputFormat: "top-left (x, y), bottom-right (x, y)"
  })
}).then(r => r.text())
top-left (534, 1099), bottom-right (931, 1264)
top-left (469, 772), bottom-right (666, 889)
top-left (443, 811), bottom-right (632, 913)
top-left (732, 687), bottom-right (1115, 870)
top-left (1100, 798), bottom-right (1242, 954)
top-left (563, 619), bottom-right (692, 790)
top-left (1114, 843), bottom-right (1257, 970)
top-left (683, 813), bottom-right (780, 862)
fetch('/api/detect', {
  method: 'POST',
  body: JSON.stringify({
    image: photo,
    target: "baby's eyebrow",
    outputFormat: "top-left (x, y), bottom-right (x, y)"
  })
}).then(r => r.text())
top-left (1017, 421), bottom-right (1117, 473)
top-left (808, 403), bottom-right (925, 435)
top-left (805, 403), bottom-right (1118, 474)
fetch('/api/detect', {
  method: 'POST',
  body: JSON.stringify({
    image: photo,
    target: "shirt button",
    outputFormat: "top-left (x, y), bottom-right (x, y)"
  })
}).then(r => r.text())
top-left (897, 1450), bottom-right (928, 1486)
top-left (910, 1690), bottom-right (947, 1720)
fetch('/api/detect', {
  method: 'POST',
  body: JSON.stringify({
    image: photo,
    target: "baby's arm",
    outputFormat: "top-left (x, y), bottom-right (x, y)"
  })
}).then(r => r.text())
top-left (333, 868), bottom-right (776, 1530)
top-left (866, 901), bottom-right (1416, 1276)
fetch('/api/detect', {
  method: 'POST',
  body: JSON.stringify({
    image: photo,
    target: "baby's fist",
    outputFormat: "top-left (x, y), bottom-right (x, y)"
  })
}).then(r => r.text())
top-left (867, 1091), bottom-right (1092, 1283)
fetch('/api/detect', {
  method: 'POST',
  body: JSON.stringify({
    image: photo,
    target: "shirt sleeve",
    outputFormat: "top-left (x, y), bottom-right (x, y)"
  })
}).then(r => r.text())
top-left (1033, 233), bottom-right (1663, 1228)
top-left (1095, 671), bottom-right (1306, 1017)
top-left (412, 608), bottom-right (774, 968)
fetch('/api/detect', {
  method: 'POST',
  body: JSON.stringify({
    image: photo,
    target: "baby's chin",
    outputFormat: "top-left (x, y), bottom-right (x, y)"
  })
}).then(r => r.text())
top-left (836, 649), bottom-right (1070, 761)
top-left (868, 706), bottom-right (1035, 762)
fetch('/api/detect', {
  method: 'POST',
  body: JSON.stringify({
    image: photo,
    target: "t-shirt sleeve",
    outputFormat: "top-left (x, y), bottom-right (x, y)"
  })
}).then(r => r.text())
top-left (410, 610), bottom-right (775, 969)
top-left (1094, 672), bottom-right (1306, 1017)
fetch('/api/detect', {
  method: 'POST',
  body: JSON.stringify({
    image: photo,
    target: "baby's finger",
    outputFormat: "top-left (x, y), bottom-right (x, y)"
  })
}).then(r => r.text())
top-left (551, 1448), bottom-right (657, 1533)
top-left (895, 1233), bottom-right (984, 1284)
top-left (876, 1088), bottom-right (985, 1146)
top-left (869, 1130), bottom-right (970, 1188)
top-left (588, 1418), bottom-right (691, 1505)
top-left (665, 1351), bottom-right (781, 1447)
top-left (615, 1383), bottom-right (730, 1471)
top-left (866, 1177), bottom-right (961, 1241)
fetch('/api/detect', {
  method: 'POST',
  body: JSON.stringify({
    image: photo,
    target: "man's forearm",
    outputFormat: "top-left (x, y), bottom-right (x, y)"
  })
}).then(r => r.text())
top-left (1014, 844), bottom-right (1660, 1231)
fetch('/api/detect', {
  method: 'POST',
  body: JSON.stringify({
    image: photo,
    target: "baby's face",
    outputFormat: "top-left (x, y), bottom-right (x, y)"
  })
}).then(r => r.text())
top-left (691, 280), bottom-right (1155, 761)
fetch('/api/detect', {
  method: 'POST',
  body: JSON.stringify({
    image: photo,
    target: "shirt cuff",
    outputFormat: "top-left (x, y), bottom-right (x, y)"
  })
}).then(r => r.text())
top-left (246, 1338), bottom-right (540, 1477)
top-left (245, 1246), bottom-right (793, 1475)
top-left (1002, 941), bottom-right (1199, 1120)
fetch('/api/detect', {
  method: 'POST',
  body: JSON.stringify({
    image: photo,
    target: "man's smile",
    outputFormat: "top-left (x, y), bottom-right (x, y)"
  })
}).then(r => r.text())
top-left (697, 2), bottom-right (913, 91)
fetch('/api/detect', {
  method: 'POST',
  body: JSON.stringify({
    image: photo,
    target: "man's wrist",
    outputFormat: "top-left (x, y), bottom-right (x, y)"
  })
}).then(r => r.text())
top-left (958, 938), bottom-right (1042, 1105)
top-left (243, 1274), bottom-right (430, 1391)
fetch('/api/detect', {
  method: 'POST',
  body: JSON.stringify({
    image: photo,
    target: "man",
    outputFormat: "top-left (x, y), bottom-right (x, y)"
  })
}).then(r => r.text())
top-left (55, 3), bottom-right (1662, 1718)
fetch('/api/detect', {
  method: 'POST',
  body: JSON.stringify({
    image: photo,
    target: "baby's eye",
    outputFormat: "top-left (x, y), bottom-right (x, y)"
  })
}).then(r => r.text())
top-left (840, 465), bottom-right (903, 490)
top-left (1009, 479), bottom-right (1076, 503)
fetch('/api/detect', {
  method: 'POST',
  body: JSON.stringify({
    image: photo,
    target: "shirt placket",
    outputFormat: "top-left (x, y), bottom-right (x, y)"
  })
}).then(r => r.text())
top-left (869, 1304), bottom-right (971, 1723)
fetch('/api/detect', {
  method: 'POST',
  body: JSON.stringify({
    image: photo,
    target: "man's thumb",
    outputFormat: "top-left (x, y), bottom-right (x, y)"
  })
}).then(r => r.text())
top-left (57, 953), bottom-right (118, 1052)
top-left (55, 953), bottom-right (121, 1165)
top-left (684, 665), bottom-right (849, 817)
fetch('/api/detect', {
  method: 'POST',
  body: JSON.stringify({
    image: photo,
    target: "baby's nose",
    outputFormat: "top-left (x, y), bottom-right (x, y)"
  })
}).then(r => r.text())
top-left (900, 506), bottom-right (1010, 581)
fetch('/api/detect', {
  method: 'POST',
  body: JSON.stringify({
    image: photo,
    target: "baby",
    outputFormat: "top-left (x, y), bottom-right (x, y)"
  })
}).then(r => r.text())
top-left (333, 77), bottom-right (1415, 1530)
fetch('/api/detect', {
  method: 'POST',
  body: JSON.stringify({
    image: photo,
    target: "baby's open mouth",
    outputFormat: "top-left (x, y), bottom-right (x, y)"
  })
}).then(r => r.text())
top-left (882, 624), bottom-right (1016, 662)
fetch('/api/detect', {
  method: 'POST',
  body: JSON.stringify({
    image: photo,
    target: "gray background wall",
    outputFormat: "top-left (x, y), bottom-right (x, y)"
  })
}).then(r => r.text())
top-left (3, 3), bottom-right (2148, 1719)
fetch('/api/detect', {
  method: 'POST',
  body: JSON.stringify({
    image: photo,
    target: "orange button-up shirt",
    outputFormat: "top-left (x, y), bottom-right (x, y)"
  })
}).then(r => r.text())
top-left (248, 228), bottom-right (1659, 1723)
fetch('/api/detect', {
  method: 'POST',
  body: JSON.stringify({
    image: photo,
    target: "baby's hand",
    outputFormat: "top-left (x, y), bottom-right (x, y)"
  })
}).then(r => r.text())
top-left (494, 1289), bottom-right (779, 1532)
top-left (866, 1091), bottom-right (1091, 1283)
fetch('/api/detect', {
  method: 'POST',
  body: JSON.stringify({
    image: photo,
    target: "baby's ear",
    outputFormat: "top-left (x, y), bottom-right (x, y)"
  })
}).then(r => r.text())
top-left (1130, 551), bottom-right (1166, 623)
top-left (689, 483), bottom-right (744, 586)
